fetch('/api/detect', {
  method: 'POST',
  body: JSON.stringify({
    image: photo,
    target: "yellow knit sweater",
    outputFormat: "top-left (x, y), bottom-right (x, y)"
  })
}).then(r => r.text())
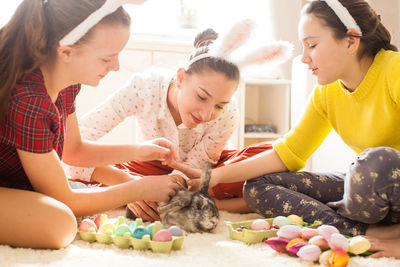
top-left (274, 49), bottom-right (400, 171)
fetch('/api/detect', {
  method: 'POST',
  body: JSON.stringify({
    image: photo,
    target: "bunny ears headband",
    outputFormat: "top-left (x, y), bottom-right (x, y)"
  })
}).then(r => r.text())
top-left (319, 0), bottom-right (362, 36)
top-left (59, 0), bottom-right (145, 46)
top-left (186, 19), bottom-right (293, 70)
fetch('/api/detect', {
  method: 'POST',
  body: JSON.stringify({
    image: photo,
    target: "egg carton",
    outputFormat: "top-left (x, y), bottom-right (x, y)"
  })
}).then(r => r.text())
top-left (226, 217), bottom-right (322, 244)
top-left (78, 231), bottom-right (184, 253)
top-left (78, 218), bottom-right (184, 253)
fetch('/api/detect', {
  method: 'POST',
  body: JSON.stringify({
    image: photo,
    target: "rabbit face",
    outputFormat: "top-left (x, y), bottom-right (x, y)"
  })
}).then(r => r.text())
top-left (159, 189), bottom-right (219, 233)
top-left (158, 162), bottom-right (219, 233)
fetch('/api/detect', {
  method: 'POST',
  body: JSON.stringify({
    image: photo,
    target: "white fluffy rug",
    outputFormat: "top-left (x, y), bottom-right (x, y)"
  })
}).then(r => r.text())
top-left (1, 210), bottom-right (400, 267)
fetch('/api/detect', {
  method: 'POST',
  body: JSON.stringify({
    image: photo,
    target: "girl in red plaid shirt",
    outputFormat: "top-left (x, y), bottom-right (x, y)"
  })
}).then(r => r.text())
top-left (0, 0), bottom-right (181, 249)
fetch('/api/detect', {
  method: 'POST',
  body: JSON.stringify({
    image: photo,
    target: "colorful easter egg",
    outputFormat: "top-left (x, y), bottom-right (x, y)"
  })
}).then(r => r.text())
top-left (115, 224), bottom-right (132, 237)
top-left (94, 214), bottom-right (108, 229)
top-left (152, 229), bottom-right (172, 242)
top-left (132, 226), bottom-right (149, 239)
top-left (79, 218), bottom-right (97, 232)
top-left (287, 214), bottom-right (304, 226)
top-left (299, 228), bottom-right (319, 240)
top-left (308, 235), bottom-right (329, 250)
top-left (297, 244), bottom-right (322, 262)
top-left (272, 216), bottom-right (292, 227)
top-left (348, 236), bottom-right (371, 255)
top-left (251, 219), bottom-right (270, 231)
top-left (98, 222), bottom-right (115, 235)
top-left (147, 221), bottom-right (164, 238)
top-left (168, 225), bottom-right (183, 237)
top-left (129, 221), bottom-right (136, 231)
top-left (277, 225), bottom-right (302, 240)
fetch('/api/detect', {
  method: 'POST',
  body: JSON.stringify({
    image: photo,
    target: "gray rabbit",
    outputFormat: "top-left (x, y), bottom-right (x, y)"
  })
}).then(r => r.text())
top-left (158, 162), bottom-right (219, 233)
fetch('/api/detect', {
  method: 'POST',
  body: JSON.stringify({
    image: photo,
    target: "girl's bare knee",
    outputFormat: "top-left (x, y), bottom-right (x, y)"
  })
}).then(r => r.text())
top-left (42, 200), bottom-right (77, 249)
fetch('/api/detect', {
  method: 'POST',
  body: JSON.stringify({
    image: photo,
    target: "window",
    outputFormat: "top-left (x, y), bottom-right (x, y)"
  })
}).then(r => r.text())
top-left (126, 0), bottom-right (275, 40)
top-left (0, 1), bottom-right (22, 28)
top-left (1, 0), bottom-right (275, 42)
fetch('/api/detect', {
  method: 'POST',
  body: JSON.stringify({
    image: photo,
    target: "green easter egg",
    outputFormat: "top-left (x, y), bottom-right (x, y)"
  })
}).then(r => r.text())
top-left (115, 224), bottom-right (132, 237)
top-left (272, 216), bottom-right (292, 227)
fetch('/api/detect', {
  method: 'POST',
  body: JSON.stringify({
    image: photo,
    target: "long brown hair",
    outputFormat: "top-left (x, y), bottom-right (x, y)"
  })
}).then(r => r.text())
top-left (302, 0), bottom-right (398, 59)
top-left (0, 0), bottom-right (130, 121)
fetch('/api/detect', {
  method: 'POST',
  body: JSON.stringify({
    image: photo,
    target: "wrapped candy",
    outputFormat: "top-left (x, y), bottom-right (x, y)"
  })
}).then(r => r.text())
top-left (348, 236), bottom-right (371, 255)
top-left (329, 250), bottom-right (350, 267)
top-left (277, 225), bottom-right (302, 240)
top-left (328, 233), bottom-right (349, 252)
top-left (297, 244), bottom-right (322, 261)
top-left (308, 235), bottom-right (329, 250)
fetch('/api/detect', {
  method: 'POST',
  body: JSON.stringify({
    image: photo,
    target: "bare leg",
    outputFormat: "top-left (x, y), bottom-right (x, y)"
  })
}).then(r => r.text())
top-left (366, 223), bottom-right (400, 239)
top-left (215, 197), bottom-right (252, 213)
top-left (0, 187), bottom-right (77, 249)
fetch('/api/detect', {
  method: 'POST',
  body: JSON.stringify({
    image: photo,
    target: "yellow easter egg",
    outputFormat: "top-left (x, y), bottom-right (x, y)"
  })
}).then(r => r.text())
top-left (98, 222), bottom-right (116, 235)
top-left (288, 214), bottom-right (304, 226)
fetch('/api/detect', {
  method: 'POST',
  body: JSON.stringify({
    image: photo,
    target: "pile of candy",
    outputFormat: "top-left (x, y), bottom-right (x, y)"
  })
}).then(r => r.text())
top-left (78, 214), bottom-right (184, 253)
top-left (264, 224), bottom-right (371, 267)
top-left (227, 214), bottom-right (321, 244)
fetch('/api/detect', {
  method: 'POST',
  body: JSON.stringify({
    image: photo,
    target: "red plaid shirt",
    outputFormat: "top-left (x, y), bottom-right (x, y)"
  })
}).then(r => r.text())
top-left (0, 69), bottom-right (80, 191)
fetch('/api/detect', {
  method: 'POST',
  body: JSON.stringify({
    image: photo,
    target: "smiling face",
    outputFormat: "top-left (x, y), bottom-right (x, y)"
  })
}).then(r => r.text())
top-left (174, 68), bottom-right (238, 129)
top-left (299, 14), bottom-right (351, 85)
top-left (66, 23), bottom-right (130, 86)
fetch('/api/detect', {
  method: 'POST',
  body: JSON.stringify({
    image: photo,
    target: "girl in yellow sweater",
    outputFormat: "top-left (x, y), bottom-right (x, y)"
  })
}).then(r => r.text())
top-left (181, 0), bottom-right (400, 258)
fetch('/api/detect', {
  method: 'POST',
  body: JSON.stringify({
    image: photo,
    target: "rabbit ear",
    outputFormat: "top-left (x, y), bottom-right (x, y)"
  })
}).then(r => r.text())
top-left (214, 19), bottom-right (254, 58)
top-left (198, 162), bottom-right (212, 194)
top-left (236, 41), bottom-right (293, 68)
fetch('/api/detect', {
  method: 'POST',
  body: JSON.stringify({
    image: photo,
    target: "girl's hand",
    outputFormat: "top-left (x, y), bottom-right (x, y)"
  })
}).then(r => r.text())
top-left (127, 201), bottom-right (159, 221)
top-left (138, 174), bottom-right (179, 203)
top-left (366, 236), bottom-right (400, 259)
top-left (168, 161), bottom-right (202, 179)
top-left (135, 138), bottom-right (177, 165)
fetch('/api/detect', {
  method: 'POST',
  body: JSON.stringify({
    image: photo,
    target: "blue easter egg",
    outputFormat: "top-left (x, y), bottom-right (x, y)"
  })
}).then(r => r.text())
top-left (129, 221), bottom-right (136, 230)
top-left (132, 226), bottom-right (149, 239)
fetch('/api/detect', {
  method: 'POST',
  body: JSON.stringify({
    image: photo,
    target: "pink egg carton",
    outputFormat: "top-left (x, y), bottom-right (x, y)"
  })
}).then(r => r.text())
top-left (78, 216), bottom-right (184, 253)
top-left (226, 216), bottom-right (321, 244)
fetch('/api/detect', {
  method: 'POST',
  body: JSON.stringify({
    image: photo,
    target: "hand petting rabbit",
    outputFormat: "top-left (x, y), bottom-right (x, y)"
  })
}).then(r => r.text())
top-left (158, 162), bottom-right (219, 233)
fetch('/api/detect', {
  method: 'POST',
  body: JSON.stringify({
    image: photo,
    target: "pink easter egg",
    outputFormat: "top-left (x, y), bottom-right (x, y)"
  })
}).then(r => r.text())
top-left (299, 228), bottom-right (319, 240)
top-left (251, 219), bottom-right (270, 231)
top-left (79, 218), bottom-right (97, 232)
top-left (308, 235), bottom-right (329, 250)
top-left (152, 229), bottom-right (172, 242)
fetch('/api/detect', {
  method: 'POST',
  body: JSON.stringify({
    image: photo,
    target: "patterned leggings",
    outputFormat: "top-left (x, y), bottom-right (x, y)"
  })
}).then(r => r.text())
top-left (243, 147), bottom-right (400, 236)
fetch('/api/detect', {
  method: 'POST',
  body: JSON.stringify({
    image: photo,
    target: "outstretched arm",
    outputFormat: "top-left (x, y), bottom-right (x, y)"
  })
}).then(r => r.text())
top-left (62, 113), bottom-right (177, 167)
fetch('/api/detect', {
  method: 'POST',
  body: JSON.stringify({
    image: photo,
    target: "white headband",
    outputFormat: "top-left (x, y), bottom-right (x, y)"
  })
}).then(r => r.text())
top-left (186, 20), bottom-right (293, 70)
top-left (59, 0), bottom-right (144, 46)
top-left (323, 0), bottom-right (362, 35)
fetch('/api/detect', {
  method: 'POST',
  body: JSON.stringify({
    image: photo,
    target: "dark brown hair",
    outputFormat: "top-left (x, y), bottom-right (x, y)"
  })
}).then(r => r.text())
top-left (302, 0), bottom-right (398, 59)
top-left (186, 28), bottom-right (240, 82)
top-left (0, 0), bottom-right (131, 121)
